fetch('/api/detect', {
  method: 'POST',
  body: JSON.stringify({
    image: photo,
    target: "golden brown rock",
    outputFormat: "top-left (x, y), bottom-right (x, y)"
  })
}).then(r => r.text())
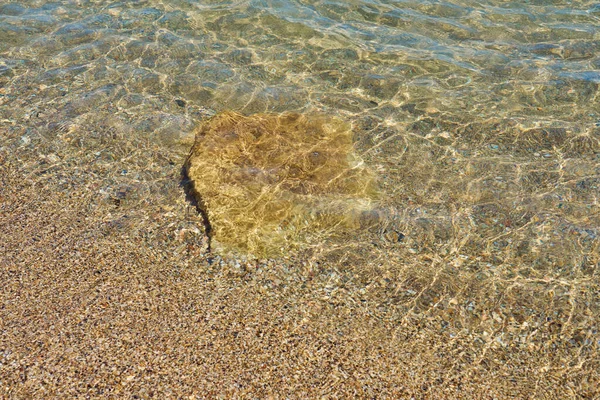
top-left (184, 111), bottom-right (379, 256)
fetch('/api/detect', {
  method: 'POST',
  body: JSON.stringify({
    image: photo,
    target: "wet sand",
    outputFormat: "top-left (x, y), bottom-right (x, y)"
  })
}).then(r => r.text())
top-left (1, 126), bottom-right (597, 398)
top-left (2, 0), bottom-right (600, 397)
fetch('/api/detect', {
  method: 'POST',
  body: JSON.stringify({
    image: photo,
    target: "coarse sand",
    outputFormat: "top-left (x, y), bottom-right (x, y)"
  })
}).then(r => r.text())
top-left (1, 124), bottom-right (598, 399)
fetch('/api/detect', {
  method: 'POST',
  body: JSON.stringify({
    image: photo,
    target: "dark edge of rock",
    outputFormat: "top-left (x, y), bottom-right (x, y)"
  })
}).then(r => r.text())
top-left (180, 163), bottom-right (213, 257)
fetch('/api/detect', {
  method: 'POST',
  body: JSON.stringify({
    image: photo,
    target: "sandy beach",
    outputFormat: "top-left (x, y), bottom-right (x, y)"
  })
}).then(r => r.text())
top-left (2, 118), bottom-right (597, 398)
top-left (2, 0), bottom-right (600, 397)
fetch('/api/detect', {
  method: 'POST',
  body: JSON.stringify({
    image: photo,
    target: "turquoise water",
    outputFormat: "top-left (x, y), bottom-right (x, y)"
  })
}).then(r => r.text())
top-left (1, 0), bottom-right (599, 393)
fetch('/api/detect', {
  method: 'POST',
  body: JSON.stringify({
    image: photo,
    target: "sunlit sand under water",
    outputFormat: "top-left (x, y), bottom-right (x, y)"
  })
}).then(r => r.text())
top-left (1, 0), bottom-right (599, 397)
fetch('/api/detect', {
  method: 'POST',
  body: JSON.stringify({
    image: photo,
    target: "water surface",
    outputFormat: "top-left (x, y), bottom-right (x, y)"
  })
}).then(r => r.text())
top-left (1, 0), bottom-right (599, 395)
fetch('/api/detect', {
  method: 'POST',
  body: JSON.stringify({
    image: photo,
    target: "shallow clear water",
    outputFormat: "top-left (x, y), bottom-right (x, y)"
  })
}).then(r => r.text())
top-left (1, 0), bottom-right (599, 391)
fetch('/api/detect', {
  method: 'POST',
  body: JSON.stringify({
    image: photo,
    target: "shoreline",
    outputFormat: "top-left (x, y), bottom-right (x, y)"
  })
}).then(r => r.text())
top-left (1, 138), bottom-right (597, 398)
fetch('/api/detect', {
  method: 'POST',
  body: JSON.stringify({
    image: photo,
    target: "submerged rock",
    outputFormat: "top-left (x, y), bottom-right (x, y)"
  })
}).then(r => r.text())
top-left (184, 111), bottom-right (379, 257)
